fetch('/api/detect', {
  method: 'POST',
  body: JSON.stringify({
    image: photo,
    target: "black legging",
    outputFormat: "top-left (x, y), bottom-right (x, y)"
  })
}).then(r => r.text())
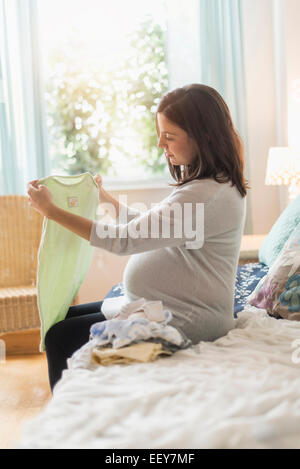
top-left (45, 300), bottom-right (106, 391)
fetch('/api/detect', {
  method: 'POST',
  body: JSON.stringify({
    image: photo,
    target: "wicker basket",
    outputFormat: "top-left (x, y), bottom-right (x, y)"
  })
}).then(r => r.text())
top-left (0, 196), bottom-right (43, 334)
top-left (0, 195), bottom-right (77, 335)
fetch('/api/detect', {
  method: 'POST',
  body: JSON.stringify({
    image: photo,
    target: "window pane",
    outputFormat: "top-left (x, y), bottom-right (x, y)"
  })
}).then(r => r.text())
top-left (37, 0), bottom-right (169, 181)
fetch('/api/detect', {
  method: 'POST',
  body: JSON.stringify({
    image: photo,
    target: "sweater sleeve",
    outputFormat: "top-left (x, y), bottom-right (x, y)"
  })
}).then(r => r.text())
top-left (89, 187), bottom-right (204, 255)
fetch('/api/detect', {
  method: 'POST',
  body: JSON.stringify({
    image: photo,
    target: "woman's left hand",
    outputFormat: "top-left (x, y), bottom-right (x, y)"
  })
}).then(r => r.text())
top-left (27, 180), bottom-right (54, 218)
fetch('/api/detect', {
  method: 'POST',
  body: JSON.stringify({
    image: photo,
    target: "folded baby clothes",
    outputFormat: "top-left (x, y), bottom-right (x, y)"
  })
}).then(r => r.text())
top-left (101, 297), bottom-right (167, 322)
top-left (36, 172), bottom-right (99, 351)
top-left (90, 310), bottom-right (192, 350)
top-left (91, 341), bottom-right (172, 366)
top-left (100, 295), bottom-right (128, 320)
top-left (138, 337), bottom-right (186, 354)
top-left (67, 308), bottom-right (191, 371)
top-left (114, 297), bottom-right (166, 322)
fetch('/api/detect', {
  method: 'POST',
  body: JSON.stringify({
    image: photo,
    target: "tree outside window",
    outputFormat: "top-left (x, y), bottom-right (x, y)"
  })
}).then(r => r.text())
top-left (40, 1), bottom-right (169, 181)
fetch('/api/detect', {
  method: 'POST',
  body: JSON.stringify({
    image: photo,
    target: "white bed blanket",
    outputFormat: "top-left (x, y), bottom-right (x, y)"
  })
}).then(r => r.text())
top-left (19, 306), bottom-right (300, 449)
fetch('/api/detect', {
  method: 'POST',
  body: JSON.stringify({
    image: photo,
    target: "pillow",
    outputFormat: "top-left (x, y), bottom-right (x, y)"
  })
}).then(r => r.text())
top-left (248, 224), bottom-right (300, 320)
top-left (259, 194), bottom-right (300, 266)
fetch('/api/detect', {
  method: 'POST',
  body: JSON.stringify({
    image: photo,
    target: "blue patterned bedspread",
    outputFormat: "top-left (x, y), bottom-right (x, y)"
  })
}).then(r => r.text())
top-left (234, 262), bottom-right (269, 318)
top-left (104, 262), bottom-right (269, 319)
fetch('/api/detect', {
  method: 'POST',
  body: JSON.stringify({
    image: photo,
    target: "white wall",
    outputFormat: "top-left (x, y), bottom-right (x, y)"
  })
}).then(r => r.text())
top-left (241, 0), bottom-right (300, 232)
top-left (242, 0), bottom-right (281, 234)
top-left (285, 0), bottom-right (300, 150)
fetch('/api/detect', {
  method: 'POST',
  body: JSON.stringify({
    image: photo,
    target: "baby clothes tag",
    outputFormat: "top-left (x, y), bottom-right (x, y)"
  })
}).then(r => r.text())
top-left (68, 196), bottom-right (79, 208)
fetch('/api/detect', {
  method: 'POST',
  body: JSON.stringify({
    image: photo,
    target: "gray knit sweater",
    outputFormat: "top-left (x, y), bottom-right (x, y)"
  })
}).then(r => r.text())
top-left (90, 178), bottom-right (246, 344)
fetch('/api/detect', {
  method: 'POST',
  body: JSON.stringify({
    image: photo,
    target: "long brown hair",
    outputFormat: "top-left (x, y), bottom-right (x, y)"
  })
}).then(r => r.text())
top-left (156, 84), bottom-right (250, 197)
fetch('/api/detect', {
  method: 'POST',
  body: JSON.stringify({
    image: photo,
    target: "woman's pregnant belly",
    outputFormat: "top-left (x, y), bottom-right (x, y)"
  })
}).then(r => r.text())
top-left (123, 247), bottom-right (199, 306)
top-left (122, 247), bottom-right (235, 344)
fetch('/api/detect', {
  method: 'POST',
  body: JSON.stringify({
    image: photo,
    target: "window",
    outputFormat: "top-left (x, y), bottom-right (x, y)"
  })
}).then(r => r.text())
top-left (37, 0), bottom-right (171, 183)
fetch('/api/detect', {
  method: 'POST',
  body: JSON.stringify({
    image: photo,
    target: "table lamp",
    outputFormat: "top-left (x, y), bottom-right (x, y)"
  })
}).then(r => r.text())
top-left (265, 147), bottom-right (300, 200)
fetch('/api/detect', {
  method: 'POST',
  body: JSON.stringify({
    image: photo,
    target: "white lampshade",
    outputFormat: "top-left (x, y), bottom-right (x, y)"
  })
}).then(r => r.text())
top-left (265, 147), bottom-right (300, 186)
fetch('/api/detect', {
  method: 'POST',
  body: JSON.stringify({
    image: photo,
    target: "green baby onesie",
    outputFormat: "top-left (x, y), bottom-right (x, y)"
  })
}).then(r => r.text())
top-left (36, 172), bottom-right (99, 351)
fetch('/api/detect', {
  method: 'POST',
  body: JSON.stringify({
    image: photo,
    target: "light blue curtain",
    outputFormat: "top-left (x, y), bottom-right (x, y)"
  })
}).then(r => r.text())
top-left (199, 0), bottom-right (252, 234)
top-left (0, 0), bottom-right (50, 195)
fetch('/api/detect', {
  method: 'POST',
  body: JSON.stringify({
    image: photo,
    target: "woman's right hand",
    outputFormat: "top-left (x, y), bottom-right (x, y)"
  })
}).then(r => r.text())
top-left (93, 173), bottom-right (105, 203)
top-left (93, 173), bottom-right (120, 218)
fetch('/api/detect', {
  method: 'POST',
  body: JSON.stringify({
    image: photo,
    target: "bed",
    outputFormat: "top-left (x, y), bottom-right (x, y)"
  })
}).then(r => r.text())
top-left (17, 258), bottom-right (300, 449)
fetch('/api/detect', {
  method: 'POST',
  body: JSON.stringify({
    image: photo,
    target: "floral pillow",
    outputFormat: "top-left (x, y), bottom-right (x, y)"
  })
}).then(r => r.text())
top-left (247, 223), bottom-right (300, 320)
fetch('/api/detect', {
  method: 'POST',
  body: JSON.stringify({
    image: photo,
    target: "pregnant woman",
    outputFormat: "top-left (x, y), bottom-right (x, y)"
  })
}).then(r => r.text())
top-left (27, 83), bottom-right (249, 391)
